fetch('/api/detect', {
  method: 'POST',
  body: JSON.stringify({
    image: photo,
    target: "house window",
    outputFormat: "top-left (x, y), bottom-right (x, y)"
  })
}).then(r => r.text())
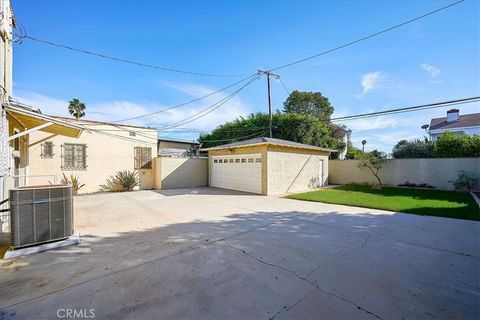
top-left (129, 131), bottom-right (136, 137)
top-left (219, 159), bottom-right (223, 163)
top-left (134, 147), bottom-right (152, 169)
top-left (41, 141), bottom-right (54, 158)
top-left (235, 159), bottom-right (240, 163)
top-left (62, 143), bottom-right (87, 170)
top-left (248, 158), bottom-right (254, 163)
top-left (241, 158), bottom-right (246, 163)
top-left (255, 158), bottom-right (262, 163)
top-left (213, 159), bottom-right (218, 163)
top-left (229, 159), bottom-right (234, 163)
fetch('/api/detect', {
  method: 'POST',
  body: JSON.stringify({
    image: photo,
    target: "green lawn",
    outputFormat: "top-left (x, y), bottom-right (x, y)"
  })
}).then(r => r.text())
top-left (286, 184), bottom-right (480, 221)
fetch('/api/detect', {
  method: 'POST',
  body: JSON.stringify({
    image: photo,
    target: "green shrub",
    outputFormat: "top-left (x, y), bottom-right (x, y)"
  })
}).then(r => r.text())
top-left (452, 170), bottom-right (479, 192)
top-left (59, 173), bottom-right (85, 195)
top-left (433, 132), bottom-right (480, 157)
top-left (392, 138), bottom-right (434, 159)
top-left (100, 170), bottom-right (139, 192)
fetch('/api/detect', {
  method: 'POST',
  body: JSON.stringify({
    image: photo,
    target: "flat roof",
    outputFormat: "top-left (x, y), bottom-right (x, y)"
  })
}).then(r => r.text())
top-left (158, 137), bottom-right (200, 145)
top-left (201, 137), bottom-right (336, 153)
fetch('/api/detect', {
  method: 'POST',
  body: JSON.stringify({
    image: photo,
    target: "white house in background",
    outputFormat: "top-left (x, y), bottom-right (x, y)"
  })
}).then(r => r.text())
top-left (428, 109), bottom-right (480, 141)
top-left (158, 138), bottom-right (200, 157)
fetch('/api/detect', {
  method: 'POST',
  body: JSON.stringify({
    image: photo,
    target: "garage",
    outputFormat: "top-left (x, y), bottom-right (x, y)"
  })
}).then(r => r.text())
top-left (211, 154), bottom-right (262, 194)
top-left (203, 137), bottom-right (335, 195)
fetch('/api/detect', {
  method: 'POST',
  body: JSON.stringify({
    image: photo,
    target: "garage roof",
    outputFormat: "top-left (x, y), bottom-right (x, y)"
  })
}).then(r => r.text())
top-left (201, 137), bottom-right (336, 153)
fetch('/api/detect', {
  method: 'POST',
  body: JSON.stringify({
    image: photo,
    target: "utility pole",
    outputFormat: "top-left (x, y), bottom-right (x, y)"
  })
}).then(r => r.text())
top-left (258, 70), bottom-right (279, 138)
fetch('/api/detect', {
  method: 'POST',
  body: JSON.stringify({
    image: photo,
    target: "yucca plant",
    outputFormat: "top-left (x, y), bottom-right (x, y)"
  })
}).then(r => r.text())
top-left (60, 173), bottom-right (85, 195)
top-left (100, 170), bottom-right (139, 192)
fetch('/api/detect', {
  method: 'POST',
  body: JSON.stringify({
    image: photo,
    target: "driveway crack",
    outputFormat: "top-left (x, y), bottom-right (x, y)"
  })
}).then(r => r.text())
top-left (305, 233), bottom-right (372, 279)
top-left (217, 243), bottom-right (383, 320)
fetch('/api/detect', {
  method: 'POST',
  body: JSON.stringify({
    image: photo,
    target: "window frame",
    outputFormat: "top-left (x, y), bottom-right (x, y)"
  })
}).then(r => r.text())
top-left (61, 143), bottom-right (87, 170)
top-left (134, 147), bottom-right (152, 169)
top-left (41, 141), bottom-right (54, 158)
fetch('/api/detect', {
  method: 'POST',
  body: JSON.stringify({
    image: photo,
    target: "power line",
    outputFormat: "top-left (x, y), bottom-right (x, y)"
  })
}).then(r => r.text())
top-left (329, 96), bottom-right (480, 122)
top-left (166, 126), bottom-right (270, 132)
top-left (16, 34), bottom-right (246, 78)
top-left (113, 72), bottom-right (259, 123)
top-left (158, 74), bottom-right (261, 130)
top-left (268, 0), bottom-right (465, 72)
top-left (278, 77), bottom-right (291, 96)
top-left (199, 130), bottom-right (268, 143)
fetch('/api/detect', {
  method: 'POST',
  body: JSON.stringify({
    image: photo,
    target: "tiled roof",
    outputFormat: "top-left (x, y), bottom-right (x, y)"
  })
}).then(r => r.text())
top-left (429, 113), bottom-right (480, 131)
top-left (201, 137), bottom-right (336, 152)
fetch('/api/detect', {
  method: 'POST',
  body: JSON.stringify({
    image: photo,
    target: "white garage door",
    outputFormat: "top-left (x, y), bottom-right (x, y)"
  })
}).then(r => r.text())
top-left (211, 154), bottom-right (262, 194)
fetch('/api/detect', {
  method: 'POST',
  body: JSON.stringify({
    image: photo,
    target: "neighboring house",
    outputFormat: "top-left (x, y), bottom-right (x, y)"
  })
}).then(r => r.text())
top-left (202, 137), bottom-right (335, 195)
top-left (429, 109), bottom-right (480, 141)
top-left (158, 138), bottom-right (200, 157)
top-left (25, 116), bottom-right (158, 193)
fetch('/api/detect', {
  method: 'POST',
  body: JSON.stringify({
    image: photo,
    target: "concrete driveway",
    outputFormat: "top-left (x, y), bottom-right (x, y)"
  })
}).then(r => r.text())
top-left (0, 188), bottom-right (479, 319)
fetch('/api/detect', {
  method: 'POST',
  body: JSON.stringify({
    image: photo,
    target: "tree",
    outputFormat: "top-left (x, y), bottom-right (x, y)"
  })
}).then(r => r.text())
top-left (68, 98), bottom-right (86, 119)
top-left (199, 112), bottom-right (345, 151)
top-left (283, 90), bottom-right (334, 120)
top-left (358, 151), bottom-right (388, 188)
top-left (392, 138), bottom-right (434, 159)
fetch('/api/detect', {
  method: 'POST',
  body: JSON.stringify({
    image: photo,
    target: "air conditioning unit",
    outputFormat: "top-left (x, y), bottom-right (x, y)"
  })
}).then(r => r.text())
top-left (9, 185), bottom-right (73, 249)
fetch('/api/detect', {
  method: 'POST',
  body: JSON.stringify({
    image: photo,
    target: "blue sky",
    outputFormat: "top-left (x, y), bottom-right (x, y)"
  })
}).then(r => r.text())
top-left (12, 0), bottom-right (480, 152)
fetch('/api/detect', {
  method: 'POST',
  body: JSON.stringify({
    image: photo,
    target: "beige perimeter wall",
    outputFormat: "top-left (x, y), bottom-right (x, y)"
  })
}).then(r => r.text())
top-left (330, 158), bottom-right (480, 190)
top-left (154, 157), bottom-right (208, 189)
top-left (27, 123), bottom-right (157, 193)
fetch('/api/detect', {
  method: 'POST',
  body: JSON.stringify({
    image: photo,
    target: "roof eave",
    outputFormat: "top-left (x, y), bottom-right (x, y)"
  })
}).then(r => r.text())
top-left (4, 103), bottom-right (89, 136)
top-left (201, 142), bottom-right (335, 153)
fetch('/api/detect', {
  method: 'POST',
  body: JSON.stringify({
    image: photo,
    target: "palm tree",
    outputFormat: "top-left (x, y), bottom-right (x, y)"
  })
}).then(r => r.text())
top-left (68, 98), bottom-right (86, 119)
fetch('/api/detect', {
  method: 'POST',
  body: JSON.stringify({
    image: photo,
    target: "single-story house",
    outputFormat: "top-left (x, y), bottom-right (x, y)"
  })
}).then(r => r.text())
top-left (429, 109), bottom-right (480, 141)
top-left (158, 138), bottom-right (201, 157)
top-left (21, 113), bottom-right (158, 193)
top-left (202, 137), bottom-right (335, 195)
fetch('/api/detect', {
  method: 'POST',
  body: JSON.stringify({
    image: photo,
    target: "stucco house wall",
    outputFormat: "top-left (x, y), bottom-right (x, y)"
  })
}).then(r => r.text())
top-left (430, 126), bottom-right (480, 141)
top-left (154, 157), bottom-right (208, 189)
top-left (27, 120), bottom-right (157, 193)
top-left (267, 146), bottom-right (329, 195)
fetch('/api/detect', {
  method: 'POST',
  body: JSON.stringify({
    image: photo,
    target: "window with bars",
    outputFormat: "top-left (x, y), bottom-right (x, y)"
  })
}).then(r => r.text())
top-left (41, 141), bottom-right (54, 158)
top-left (134, 147), bottom-right (152, 169)
top-left (62, 144), bottom-right (87, 170)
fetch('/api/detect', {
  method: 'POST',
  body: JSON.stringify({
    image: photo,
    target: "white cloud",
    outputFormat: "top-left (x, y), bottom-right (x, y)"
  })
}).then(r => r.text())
top-left (421, 63), bottom-right (441, 77)
top-left (358, 71), bottom-right (388, 96)
top-left (13, 82), bottom-right (253, 141)
top-left (343, 116), bottom-right (398, 132)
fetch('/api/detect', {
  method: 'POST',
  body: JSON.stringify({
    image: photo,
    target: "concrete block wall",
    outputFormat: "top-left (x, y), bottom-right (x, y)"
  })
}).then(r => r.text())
top-left (329, 157), bottom-right (480, 190)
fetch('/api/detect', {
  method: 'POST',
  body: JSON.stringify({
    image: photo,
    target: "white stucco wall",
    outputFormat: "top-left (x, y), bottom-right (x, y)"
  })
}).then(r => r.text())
top-left (154, 157), bottom-right (208, 189)
top-left (267, 148), bottom-right (329, 195)
top-left (430, 127), bottom-right (480, 141)
top-left (330, 158), bottom-right (480, 191)
top-left (27, 122), bottom-right (158, 193)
